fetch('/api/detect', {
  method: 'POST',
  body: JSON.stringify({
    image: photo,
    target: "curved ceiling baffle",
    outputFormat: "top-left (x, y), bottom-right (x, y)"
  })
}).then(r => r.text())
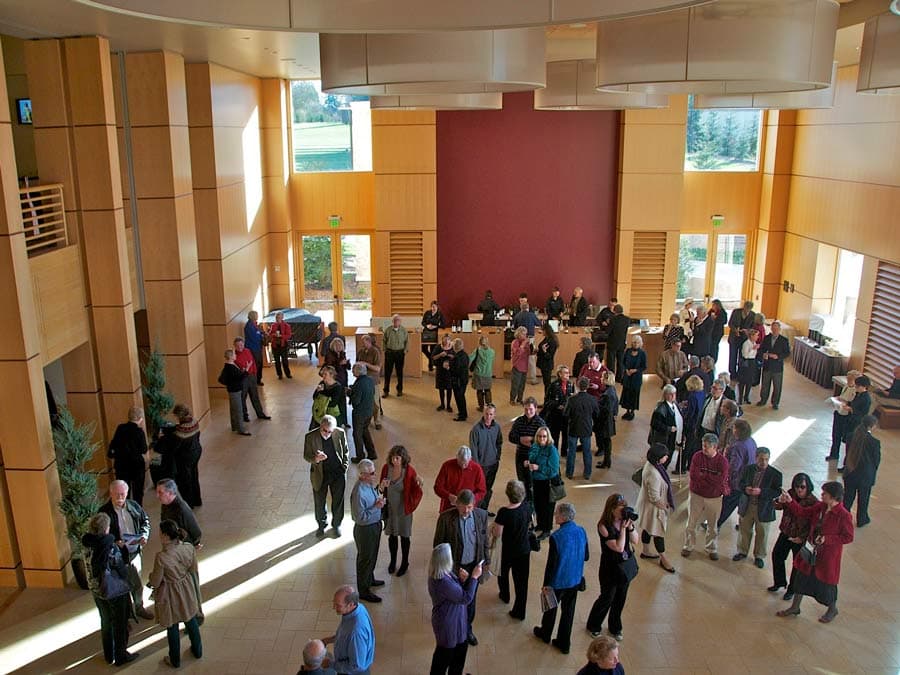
top-left (74, 0), bottom-right (718, 31)
top-left (318, 30), bottom-right (547, 95)
top-left (369, 94), bottom-right (504, 110)
top-left (694, 62), bottom-right (838, 109)
top-left (595, 0), bottom-right (840, 95)
top-left (856, 12), bottom-right (900, 94)
top-left (535, 60), bottom-right (669, 110)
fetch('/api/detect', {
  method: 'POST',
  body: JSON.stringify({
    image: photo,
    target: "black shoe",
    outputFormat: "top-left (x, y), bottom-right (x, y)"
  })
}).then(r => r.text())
top-left (332, 526), bottom-right (342, 537)
top-left (114, 652), bottom-right (139, 666)
top-left (508, 611), bottom-right (524, 621)
top-left (286, 374), bottom-right (292, 379)
top-left (453, 416), bottom-right (467, 422)
top-left (258, 415), bottom-right (272, 420)
top-left (498, 593), bottom-right (510, 604)
top-left (368, 453), bottom-right (378, 461)
top-left (487, 511), bottom-right (496, 517)
top-left (732, 553), bottom-right (747, 561)
top-left (783, 590), bottom-right (794, 601)
top-left (383, 391), bottom-right (390, 397)
top-left (396, 562), bottom-right (409, 576)
top-left (388, 561), bottom-right (396, 574)
top-left (359, 592), bottom-right (382, 603)
top-left (533, 627), bottom-right (549, 643)
top-left (754, 558), bottom-right (765, 569)
top-left (857, 519), bottom-right (870, 528)
top-left (436, 405), bottom-right (445, 411)
top-left (755, 401), bottom-right (765, 407)
top-left (243, 416), bottom-right (250, 422)
top-left (258, 381), bottom-right (264, 387)
top-left (772, 404), bottom-right (779, 410)
top-left (396, 391), bottom-right (403, 397)
top-left (551, 639), bottom-right (570, 655)
top-left (277, 376), bottom-right (283, 380)
top-left (238, 430), bottom-right (252, 436)
top-left (467, 633), bottom-right (478, 646)
top-left (768, 584), bottom-right (785, 593)
top-left (316, 528), bottom-right (326, 538)
top-left (371, 579), bottom-right (386, 587)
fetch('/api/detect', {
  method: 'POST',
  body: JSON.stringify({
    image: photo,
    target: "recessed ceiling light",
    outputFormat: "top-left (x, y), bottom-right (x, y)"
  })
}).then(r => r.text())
top-left (569, 23), bottom-right (587, 28)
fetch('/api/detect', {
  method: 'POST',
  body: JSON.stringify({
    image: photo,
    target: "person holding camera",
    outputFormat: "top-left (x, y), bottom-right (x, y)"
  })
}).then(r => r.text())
top-left (586, 493), bottom-right (639, 641)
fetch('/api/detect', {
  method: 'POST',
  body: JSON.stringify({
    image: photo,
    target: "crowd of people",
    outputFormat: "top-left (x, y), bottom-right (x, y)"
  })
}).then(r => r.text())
top-left (87, 295), bottom-right (896, 674)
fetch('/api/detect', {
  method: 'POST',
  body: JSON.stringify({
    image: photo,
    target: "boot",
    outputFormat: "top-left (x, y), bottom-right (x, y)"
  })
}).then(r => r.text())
top-left (388, 536), bottom-right (398, 574)
top-left (397, 537), bottom-right (411, 576)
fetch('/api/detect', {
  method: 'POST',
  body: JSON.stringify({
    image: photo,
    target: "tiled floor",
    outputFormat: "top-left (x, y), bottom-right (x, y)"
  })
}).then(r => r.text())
top-left (1, 346), bottom-right (899, 674)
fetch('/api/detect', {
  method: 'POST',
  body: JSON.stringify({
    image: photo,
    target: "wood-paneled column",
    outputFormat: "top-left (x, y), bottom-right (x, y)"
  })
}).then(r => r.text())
top-left (614, 99), bottom-right (687, 325)
top-left (372, 110), bottom-right (437, 316)
top-left (124, 51), bottom-right (209, 421)
top-left (24, 36), bottom-right (143, 443)
top-left (754, 110), bottom-right (795, 318)
top-left (0, 46), bottom-right (70, 588)
top-left (261, 79), bottom-right (294, 309)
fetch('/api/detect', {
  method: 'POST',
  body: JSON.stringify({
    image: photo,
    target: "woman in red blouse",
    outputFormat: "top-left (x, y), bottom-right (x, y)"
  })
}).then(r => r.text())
top-left (776, 481), bottom-right (854, 623)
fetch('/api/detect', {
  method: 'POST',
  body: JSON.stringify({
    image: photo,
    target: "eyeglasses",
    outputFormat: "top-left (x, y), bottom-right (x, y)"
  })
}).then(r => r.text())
top-left (362, 471), bottom-right (376, 476)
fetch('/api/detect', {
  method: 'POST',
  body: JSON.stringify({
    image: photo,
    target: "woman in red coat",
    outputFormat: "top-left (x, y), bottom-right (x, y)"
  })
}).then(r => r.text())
top-left (379, 445), bottom-right (424, 577)
top-left (776, 481), bottom-right (854, 624)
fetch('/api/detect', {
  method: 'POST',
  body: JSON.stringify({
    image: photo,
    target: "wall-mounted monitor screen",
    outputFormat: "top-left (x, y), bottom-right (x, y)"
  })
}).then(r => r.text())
top-left (16, 98), bottom-right (32, 125)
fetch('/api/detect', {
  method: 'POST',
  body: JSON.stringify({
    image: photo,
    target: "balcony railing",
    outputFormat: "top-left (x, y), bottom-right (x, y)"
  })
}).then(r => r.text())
top-left (19, 183), bottom-right (68, 257)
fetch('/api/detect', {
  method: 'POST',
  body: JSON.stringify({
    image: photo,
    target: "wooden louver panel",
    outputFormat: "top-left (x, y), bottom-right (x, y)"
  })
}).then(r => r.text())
top-left (864, 261), bottom-right (900, 390)
top-left (630, 231), bottom-right (667, 325)
top-left (389, 231), bottom-right (424, 314)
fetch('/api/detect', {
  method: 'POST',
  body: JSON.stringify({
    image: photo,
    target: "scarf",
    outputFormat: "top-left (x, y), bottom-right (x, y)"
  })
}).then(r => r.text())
top-left (653, 462), bottom-right (675, 510)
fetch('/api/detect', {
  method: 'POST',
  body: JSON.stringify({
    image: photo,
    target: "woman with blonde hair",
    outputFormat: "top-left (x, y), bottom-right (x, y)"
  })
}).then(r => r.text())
top-left (829, 370), bottom-right (859, 461)
top-left (578, 634), bottom-right (625, 674)
top-left (324, 338), bottom-right (350, 426)
top-left (526, 426), bottom-right (560, 537)
top-left (620, 335), bottom-right (646, 421)
top-left (432, 334), bottom-right (456, 413)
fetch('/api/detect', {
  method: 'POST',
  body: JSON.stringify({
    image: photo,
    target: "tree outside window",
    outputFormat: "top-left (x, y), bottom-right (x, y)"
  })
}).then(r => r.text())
top-left (685, 95), bottom-right (762, 172)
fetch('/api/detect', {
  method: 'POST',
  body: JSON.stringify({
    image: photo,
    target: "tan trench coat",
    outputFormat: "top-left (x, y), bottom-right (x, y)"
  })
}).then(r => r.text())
top-left (149, 540), bottom-right (200, 628)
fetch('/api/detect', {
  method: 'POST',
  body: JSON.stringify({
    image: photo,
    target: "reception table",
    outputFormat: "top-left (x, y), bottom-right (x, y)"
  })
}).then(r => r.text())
top-left (792, 336), bottom-right (846, 388)
top-left (354, 327), bottom-right (422, 380)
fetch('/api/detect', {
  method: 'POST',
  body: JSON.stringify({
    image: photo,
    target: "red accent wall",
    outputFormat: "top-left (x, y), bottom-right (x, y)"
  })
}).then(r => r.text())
top-left (436, 91), bottom-right (620, 321)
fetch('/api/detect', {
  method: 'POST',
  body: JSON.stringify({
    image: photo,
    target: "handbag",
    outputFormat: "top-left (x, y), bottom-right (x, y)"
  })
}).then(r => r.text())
top-left (549, 475), bottom-right (566, 502)
top-left (421, 328), bottom-right (438, 343)
top-left (99, 547), bottom-right (131, 600)
top-left (797, 541), bottom-right (817, 566)
top-left (469, 348), bottom-right (479, 373)
top-left (618, 553), bottom-right (639, 582)
top-left (631, 466), bottom-right (644, 486)
top-left (528, 530), bottom-right (541, 552)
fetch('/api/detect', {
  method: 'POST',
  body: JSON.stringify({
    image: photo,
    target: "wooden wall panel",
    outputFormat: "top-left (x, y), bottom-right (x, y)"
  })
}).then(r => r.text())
top-left (30, 246), bottom-right (90, 364)
top-left (619, 173), bottom-right (683, 231)
top-left (682, 173), bottom-right (762, 233)
top-left (793, 123), bottom-right (900, 187)
top-left (374, 174), bottom-right (436, 230)
top-left (290, 172), bottom-right (374, 231)
top-left (372, 110), bottom-right (435, 126)
top-left (221, 238), bottom-right (269, 323)
top-left (797, 65), bottom-right (900, 127)
top-left (621, 124), bottom-right (687, 175)
top-left (372, 125), bottom-right (436, 174)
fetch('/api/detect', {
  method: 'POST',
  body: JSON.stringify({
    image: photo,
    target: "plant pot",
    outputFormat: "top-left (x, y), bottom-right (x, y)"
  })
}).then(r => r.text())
top-left (71, 557), bottom-right (89, 590)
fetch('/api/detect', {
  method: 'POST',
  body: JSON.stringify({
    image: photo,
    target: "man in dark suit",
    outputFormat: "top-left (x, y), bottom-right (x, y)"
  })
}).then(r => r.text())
top-left (733, 447), bottom-right (783, 569)
top-left (727, 300), bottom-right (756, 379)
top-left (757, 320), bottom-right (791, 410)
top-left (433, 490), bottom-right (491, 646)
top-left (304, 415), bottom-right (351, 537)
top-left (606, 304), bottom-right (630, 381)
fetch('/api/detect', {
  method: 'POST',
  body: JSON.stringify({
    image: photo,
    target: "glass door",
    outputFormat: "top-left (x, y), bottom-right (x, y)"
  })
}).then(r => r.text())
top-left (301, 234), bottom-right (336, 326)
top-left (339, 234), bottom-right (373, 329)
top-left (677, 234), bottom-right (710, 304)
top-left (712, 234), bottom-right (747, 311)
top-left (301, 233), bottom-right (373, 330)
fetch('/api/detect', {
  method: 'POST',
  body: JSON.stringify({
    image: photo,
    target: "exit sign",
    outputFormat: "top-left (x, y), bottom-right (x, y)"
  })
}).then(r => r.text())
top-left (329, 215), bottom-right (342, 229)
top-left (711, 214), bottom-right (724, 228)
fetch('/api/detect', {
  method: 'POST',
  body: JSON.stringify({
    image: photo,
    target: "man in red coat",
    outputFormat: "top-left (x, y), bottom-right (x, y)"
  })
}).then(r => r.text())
top-left (776, 481), bottom-right (854, 624)
top-left (433, 446), bottom-right (486, 513)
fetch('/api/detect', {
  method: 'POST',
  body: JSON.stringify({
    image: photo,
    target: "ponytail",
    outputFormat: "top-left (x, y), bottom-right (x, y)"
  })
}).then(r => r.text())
top-left (160, 519), bottom-right (186, 542)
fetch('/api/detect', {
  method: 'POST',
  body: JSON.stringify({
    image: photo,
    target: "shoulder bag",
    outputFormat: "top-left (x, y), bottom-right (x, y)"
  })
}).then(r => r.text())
top-left (631, 465), bottom-right (644, 486)
top-left (99, 546), bottom-right (131, 600)
top-left (798, 509), bottom-right (825, 566)
top-left (549, 474), bottom-right (567, 502)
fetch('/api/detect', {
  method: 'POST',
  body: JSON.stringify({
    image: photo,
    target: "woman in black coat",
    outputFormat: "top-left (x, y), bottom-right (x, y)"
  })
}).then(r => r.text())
top-left (170, 404), bottom-right (203, 508)
top-left (432, 334), bottom-right (455, 413)
top-left (544, 365), bottom-right (574, 457)
top-left (842, 415), bottom-right (880, 527)
top-left (449, 338), bottom-right (470, 422)
top-left (708, 299), bottom-right (728, 363)
top-left (422, 300), bottom-right (445, 370)
top-left (690, 307), bottom-right (714, 359)
top-left (648, 385), bottom-right (681, 464)
top-left (536, 321), bottom-right (559, 399)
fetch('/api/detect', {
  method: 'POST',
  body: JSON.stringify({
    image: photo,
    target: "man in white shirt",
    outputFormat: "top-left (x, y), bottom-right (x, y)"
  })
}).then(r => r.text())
top-left (99, 480), bottom-right (152, 619)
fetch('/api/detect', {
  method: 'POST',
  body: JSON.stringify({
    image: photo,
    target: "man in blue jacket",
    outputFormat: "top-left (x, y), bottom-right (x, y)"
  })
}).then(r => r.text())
top-left (534, 502), bottom-right (589, 655)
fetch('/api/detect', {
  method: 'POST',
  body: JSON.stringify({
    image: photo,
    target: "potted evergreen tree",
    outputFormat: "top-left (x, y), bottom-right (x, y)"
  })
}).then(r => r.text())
top-left (54, 406), bottom-right (101, 589)
top-left (142, 347), bottom-right (175, 484)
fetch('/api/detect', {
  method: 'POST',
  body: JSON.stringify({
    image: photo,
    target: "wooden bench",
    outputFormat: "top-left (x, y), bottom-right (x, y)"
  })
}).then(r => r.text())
top-left (877, 406), bottom-right (900, 429)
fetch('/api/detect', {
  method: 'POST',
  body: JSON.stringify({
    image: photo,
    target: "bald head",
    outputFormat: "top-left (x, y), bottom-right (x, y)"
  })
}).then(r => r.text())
top-left (302, 639), bottom-right (327, 669)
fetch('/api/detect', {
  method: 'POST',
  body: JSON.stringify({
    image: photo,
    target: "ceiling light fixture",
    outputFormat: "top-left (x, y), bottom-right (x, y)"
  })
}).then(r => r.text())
top-left (370, 93), bottom-right (503, 110)
top-left (857, 12), bottom-right (900, 94)
top-left (535, 60), bottom-right (669, 110)
top-left (694, 62), bottom-right (838, 109)
top-left (596, 0), bottom-right (839, 95)
top-left (320, 29), bottom-right (545, 95)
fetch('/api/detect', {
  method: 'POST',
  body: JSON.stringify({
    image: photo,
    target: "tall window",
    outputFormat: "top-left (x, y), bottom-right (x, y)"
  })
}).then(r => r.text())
top-left (829, 249), bottom-right (863, 352)
top-left (685, 95), bottom-right (762, 172)
top-left (290, 80), bottom-right (372, 173)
